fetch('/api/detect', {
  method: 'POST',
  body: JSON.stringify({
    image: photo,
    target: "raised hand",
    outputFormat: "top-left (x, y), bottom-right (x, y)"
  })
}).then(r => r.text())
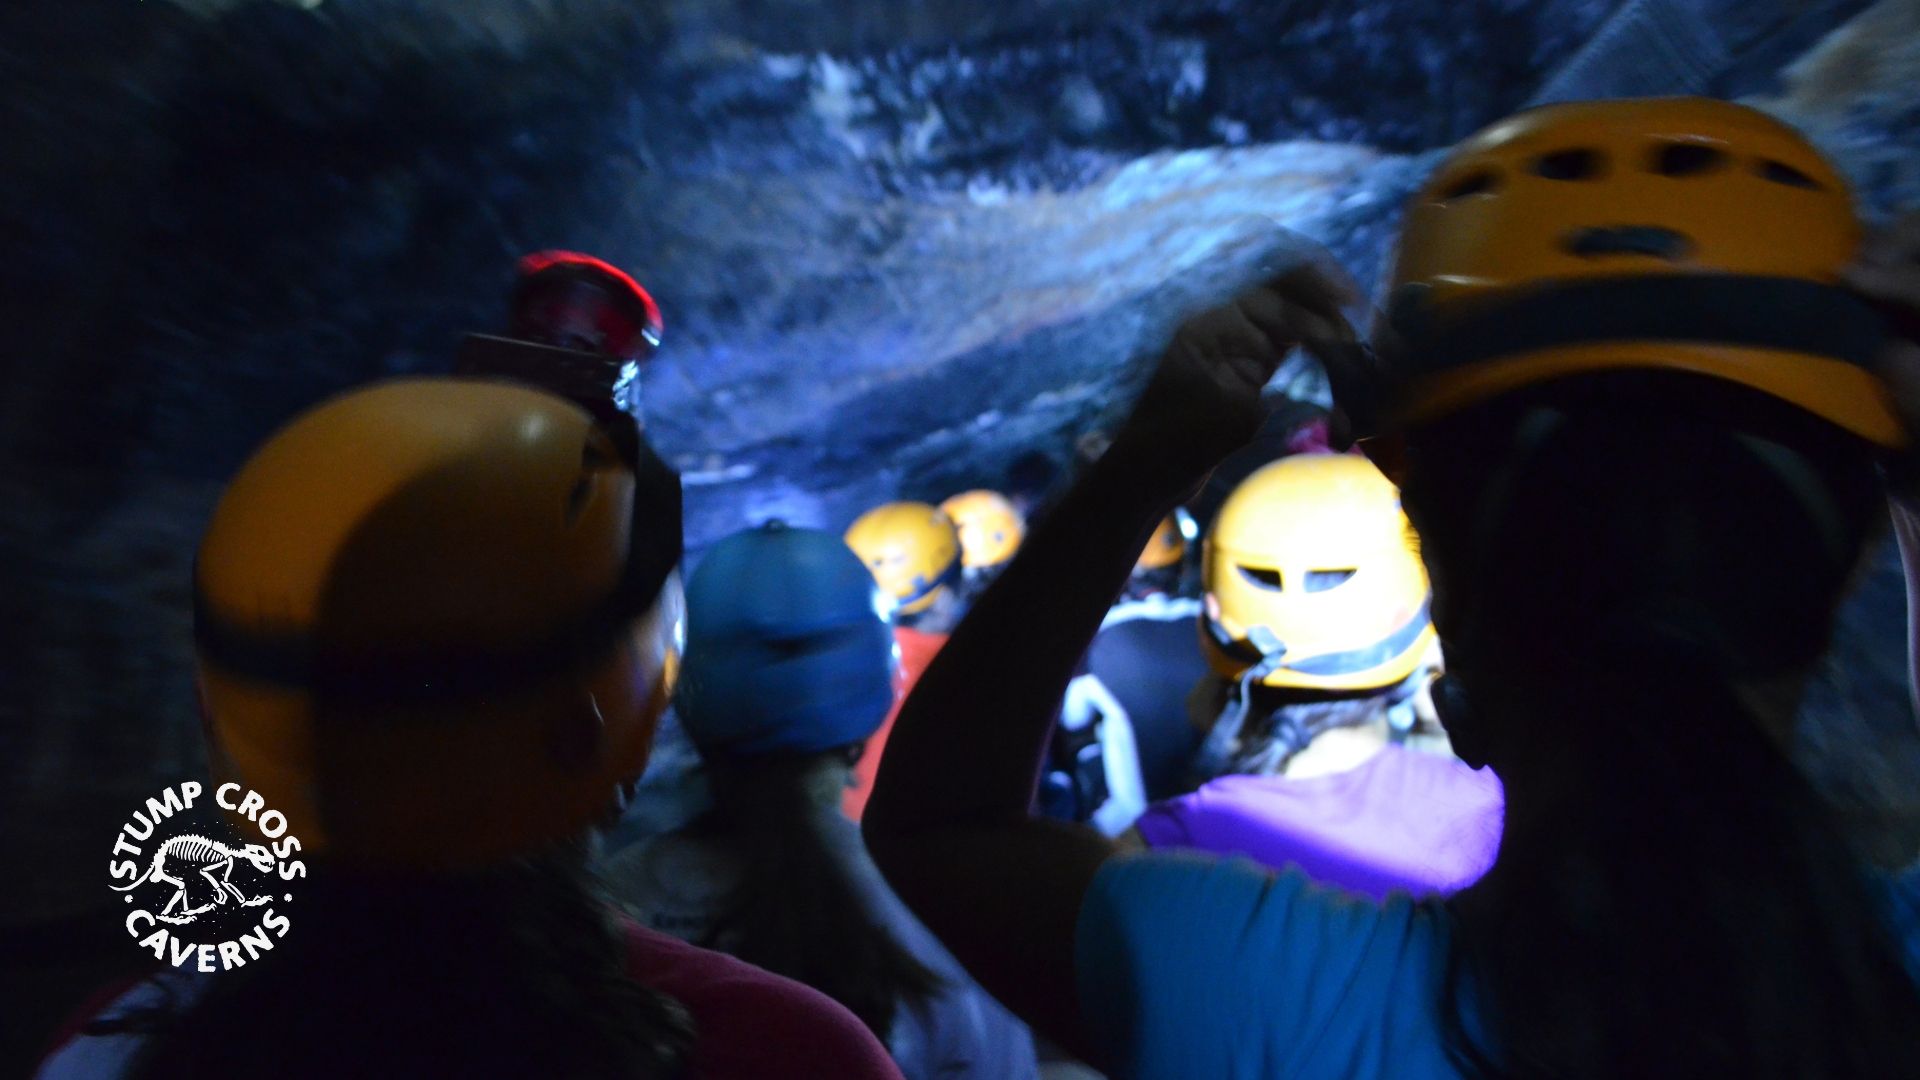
top-left (1110, 263), bottom-right (1362, 500)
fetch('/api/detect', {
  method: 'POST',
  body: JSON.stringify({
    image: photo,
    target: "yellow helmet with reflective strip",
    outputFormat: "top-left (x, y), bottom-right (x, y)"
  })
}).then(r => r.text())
top-left (1202, 454), bottom-right (1433, 691)
top-left (844, 501), bottom-right (962, 615)
top-left (940, 489), bottom-right (1026, 570)
top-left (194, 379), bottom-right (684, 869)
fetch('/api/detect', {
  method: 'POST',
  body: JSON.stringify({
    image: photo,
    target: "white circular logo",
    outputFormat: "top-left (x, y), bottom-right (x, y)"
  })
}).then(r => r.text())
top-left (109, 782), bottom-right (307, 971)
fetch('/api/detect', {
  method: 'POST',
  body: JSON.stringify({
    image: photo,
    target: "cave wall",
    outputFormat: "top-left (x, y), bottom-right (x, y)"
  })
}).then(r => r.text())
top-left (2, 0), bottom-right (1917, 940)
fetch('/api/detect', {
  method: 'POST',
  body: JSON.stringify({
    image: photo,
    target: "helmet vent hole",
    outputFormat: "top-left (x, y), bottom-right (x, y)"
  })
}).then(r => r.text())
top-left (1237, 566), bottom-right (1284, 591)
top-left (1756, 159), bottom-right (1822, 190)
top-left (1651, 142), bottom-right (1725, 177)
top-left (1534, 149), bottom-right (1604, 180)
top-left (1303, 568), bottom-right (1357, 593)
top-left (1437, 170), bottom-right (1499, 201)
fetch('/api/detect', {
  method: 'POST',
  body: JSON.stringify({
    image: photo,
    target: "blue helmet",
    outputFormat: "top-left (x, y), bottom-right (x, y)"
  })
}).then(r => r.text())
top-left (676, 522), bottom-right (898, 756)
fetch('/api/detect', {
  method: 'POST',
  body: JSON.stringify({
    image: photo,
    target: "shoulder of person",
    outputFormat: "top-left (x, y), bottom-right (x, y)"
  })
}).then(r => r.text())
top-left (889, 978), bottom-right (1041, 1080)
top-left (619, 919), bottom-right (902, 1078)
top-left (1100, 594), bottom-right (1203, 631)
top-left (1077, 853), bottom-right (1459, 1076)
top-left (35, 970), bottom-right (205, 1080)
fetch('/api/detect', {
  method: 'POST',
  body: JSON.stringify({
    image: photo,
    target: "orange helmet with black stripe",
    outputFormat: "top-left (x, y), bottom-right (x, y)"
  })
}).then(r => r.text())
top-left (194, 379), bottom-right (684, 869)
top-left (844, 502), bottom-right (963, 616)
top-left (940, 490), bottom-right (1026, 571)
top-left (1359, 97), bottom-right (1904, 467)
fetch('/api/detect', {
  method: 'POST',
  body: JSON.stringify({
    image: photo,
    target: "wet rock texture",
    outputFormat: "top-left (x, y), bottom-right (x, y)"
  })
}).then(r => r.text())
top-left (3, 0), bottom-right (1917, 933)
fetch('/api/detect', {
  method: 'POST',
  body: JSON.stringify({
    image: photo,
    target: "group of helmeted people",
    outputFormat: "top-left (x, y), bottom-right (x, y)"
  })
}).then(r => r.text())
top-left (821, 442), bottom-right (1502, 912)
top-left (38, 97), bottom-right (1920, 1080)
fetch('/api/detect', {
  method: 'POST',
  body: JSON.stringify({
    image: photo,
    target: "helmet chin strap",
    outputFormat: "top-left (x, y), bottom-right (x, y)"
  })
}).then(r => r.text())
top-left (1190, 628), bottom-right (1288, 781)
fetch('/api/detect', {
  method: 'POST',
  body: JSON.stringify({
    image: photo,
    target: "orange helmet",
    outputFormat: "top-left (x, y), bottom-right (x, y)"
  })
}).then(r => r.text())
top-left (195, 380), bottom-right (684, 869)
top-left (1201, 455), bottom-right (1434, 692)
top-left (1135, 513), bottom-right (1188, 573)
top-left (1369, 97), bottom-right (1903, 452)
top-left (940, 490), bottom-right (1026, 570)
top-left (844, 502), bottom-right (963, 616)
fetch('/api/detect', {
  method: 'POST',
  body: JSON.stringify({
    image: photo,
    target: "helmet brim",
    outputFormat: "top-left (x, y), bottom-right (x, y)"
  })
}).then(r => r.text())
top-left (1390, 343), bottom-right (1907, 450)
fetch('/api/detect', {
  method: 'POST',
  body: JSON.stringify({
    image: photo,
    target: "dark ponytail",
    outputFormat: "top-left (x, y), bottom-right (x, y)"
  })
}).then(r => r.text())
top-left (1406, 378), bottom-right (1920, 1077)
top-left (1441, 637), bottom-right (1920, 1077)
top-left (702, 753), bottom-right (943, 1043)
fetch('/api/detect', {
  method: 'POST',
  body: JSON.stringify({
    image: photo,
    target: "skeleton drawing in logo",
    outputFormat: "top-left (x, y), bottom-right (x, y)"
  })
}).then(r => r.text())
top-left (111, 833), bottom-right (277, 926)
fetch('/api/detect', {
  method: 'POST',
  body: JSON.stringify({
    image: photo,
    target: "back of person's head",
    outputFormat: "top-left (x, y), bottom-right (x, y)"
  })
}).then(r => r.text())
top-left (844, 501), bottom-right (964, 630)
top-left (1404, 383), bottom-right (1878, 719)
top-left (1359, 96), bottom-right (1920, 1077)
top-left (1126, 511), bottom-right (1192, 600)
top-left (678, 521), bottom-right (896, 756)
top-left (509, 250), bottom-right (663, 366)
top-left (1417, 381), bottom-right (1915, 1078)
top-left (1192, 454), bottom-right (1434, 776)
top-left (676, 522), bottom-right (942, 1041)
top-left (139, 378), bottom-right (693, 1078)
top-left (939, 489), bottom-right (1026, 573)
top-left (1368, 95), bottom-right (1902, 760)
top-left (1201, 453), bottom-right (1434, 695)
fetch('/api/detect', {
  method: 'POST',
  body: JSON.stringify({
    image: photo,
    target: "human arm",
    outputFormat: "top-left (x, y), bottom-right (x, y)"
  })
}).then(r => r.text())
top-left (863, 266), bottom-right (1359, 1058)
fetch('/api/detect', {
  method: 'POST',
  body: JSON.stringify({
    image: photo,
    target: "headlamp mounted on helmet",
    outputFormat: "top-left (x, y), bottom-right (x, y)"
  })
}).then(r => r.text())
top-left (510, 251), bottom-right (664, 365)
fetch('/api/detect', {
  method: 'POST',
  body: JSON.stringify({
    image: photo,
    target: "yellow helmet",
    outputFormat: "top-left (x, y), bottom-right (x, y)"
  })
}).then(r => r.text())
top-left (1201, 454), bottom-right (1434, 692)
top-left (939, 489), bottom-right (1026, 570)
top-left (844, 502), bottom-right (962, 616)
top-left (193, 379), bottom-right (684, 869)
top-left (1371, 97), bottom-right (1902, 450)
top-left (1135, 513), bottom-right (1188, 573)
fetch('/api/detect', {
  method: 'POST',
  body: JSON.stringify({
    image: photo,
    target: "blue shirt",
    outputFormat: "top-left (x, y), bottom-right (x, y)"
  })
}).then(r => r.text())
top-left (1077, 853), bottom-right (1920, 1080)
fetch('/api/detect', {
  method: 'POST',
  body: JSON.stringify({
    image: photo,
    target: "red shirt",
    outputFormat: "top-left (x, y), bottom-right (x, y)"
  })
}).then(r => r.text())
top-left (41, 921), bottom-right (901, 1080)
top-left (619, 920), bottom-right (902, 1079)
top-left (842, 626), bottom-right (949, 821)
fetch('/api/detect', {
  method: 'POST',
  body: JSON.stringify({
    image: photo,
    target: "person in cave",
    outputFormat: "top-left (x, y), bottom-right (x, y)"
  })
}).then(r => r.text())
top-left (1039, 509), bottom-right (1208, 835)
top-left (601, 521), bottom-right (1039, 1080)
top-left (839, 501), bottom-right (967, 821)
top-left (1122, 452), bottom-right (1501, 901)
top-left (454, 249), bottom-right (666, 424)
top-left (39, 379), bottom-right (901, 1080)
top-left (862, 98), bottom-right (1920, 1078)
top-left (939, 489), bottom-right (1027, 605)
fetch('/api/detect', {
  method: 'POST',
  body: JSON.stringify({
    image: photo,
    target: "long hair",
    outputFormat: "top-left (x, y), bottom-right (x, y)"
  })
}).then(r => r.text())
top-left (700, 752), bottom-right (943, 1042)
top-left (116, 843), bottom-right (692, 1080)
top-left (1190, 676), bottom-right (1410, 782)
top-left (1404, 375), bottom-right (1920, 1077)
top-left (1230, 691), bottom-right (1396, 777)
